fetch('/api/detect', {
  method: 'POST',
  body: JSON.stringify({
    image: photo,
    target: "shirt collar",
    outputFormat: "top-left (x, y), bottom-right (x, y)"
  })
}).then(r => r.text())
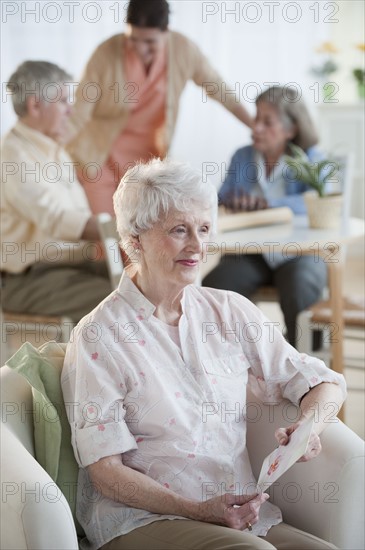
top-left (117, 272), bottom-right (156, 319)
top-left (13, 120), bottom-right (60, 158)
top-left (255, 150), bottom-right (286, 187)
top-left (117, 272), bottom-right (193, 321)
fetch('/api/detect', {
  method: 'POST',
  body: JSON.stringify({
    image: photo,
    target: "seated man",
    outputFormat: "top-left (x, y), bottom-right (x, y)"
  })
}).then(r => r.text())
top-left (1, 61), bottom-right (112, 322)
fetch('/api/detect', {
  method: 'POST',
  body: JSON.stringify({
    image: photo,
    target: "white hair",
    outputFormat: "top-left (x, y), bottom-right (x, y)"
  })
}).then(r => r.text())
top-left (113, 158), bottom-right (218, 250)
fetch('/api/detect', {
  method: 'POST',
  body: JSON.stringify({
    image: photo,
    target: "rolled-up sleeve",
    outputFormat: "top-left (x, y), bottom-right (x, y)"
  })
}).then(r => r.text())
top-left (227, 292), bottom-right (347, 406)
top-left (61, 326), bottom-right (137, 467)
top-left (73, 422), bottom-right (137, 467)
top-left (279, 353), bottom-right (347, 406)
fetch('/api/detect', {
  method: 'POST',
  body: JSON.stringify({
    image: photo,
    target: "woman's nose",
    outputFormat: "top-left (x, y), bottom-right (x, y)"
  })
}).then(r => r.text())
top-left (134, 42), bottom-right (150, 58)
top-left (188, 231), bottom-right (202, 252)
top-left (253, 121), bottom-right (263, 134)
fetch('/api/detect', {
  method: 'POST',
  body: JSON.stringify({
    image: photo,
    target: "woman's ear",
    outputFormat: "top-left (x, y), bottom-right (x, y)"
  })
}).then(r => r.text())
top-left (286, 123), bottom-right (298, 141)
top-left (130, 235), bottom-right (141, 250)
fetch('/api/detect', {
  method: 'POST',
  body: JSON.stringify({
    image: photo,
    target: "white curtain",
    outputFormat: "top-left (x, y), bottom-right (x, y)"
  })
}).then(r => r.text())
top-left (1, 0), bottom-right (332, 187)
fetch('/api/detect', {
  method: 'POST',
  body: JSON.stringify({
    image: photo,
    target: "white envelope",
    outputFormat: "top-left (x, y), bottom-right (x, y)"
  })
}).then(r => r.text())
top-left (257, 414), bottom-right (315, 491)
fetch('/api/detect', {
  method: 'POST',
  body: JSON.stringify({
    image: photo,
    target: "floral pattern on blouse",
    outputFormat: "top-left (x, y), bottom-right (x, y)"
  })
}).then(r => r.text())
top-left (61, 273), bottom-right (346, 549)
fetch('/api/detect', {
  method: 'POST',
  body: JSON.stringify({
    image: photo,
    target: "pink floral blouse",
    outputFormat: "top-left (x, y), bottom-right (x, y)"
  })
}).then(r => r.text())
top-left (61, 273), bottom-right (346, 549)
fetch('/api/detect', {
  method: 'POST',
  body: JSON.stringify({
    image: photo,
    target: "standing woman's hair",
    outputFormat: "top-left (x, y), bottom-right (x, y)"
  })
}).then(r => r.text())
top-left (256, 86), bottom-right (319, 150)
top-left (126, 0), bottom-right (170, 31)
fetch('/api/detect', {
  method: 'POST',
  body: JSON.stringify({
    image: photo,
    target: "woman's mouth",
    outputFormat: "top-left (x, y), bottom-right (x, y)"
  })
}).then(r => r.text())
top-left (176, 259), bottom-right (199, 267)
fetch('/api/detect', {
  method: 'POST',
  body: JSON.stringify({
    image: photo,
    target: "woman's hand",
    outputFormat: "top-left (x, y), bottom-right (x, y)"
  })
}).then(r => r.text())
top-left (275, 423), bottom-right (322, 462)
top-left (196, 492), bottom-right (269, 530)
top-left (88, 458), bottom-right (269, 527)
top-left (222, 192), bottom-right (268, 212)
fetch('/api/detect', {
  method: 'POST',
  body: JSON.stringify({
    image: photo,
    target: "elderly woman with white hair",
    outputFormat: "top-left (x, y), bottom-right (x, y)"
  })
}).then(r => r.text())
top-left (62, 158), bottom-right (345, 550)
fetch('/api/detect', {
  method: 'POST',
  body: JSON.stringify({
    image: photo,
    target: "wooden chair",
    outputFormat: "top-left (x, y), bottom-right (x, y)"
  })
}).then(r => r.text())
top-left (1, 309), bottom-right (74, 365)
top-left (297, 296), bottom-right (365, 377)
top-left (2, 213), bottom-right (123, 363)
top-left (295, 152), bottom-right (363, 371)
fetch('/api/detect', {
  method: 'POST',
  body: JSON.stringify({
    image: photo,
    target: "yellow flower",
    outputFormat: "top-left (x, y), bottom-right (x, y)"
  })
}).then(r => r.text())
top-left (355, 43), bottom-right (365, 52)
top-left (315, 42), bottom-right (338, 54)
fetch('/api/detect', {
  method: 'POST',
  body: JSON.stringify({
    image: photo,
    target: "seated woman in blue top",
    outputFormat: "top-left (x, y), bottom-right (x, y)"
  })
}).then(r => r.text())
top-left (202, 86), bottom-right (326, 348)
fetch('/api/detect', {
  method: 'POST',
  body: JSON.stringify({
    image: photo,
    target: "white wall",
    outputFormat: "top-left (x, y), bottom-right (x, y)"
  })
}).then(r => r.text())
top-left (1, 1), bottom-right (363, 189)
top-left (327, 0), bottom-right (365, 103)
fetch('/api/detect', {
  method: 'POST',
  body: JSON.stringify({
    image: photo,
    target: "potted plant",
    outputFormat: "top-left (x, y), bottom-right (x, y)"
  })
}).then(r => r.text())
top-left (284, 145), bottom-right (342, 229)
top-left (353, 69), bottom-right (365, 99)
top-left (352, 43), bottom-right (365, 100)
top-left (310, 42), bottom-right (339, 101)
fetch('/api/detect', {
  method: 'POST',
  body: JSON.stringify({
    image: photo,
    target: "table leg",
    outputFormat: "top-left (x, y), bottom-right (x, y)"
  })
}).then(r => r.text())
top-left (327, 260), bottom-right (344, 421)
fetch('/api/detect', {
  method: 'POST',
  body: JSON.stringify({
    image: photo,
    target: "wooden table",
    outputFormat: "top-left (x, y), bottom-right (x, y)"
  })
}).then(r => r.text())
top-left (212, 215), bottom-right (365, 377)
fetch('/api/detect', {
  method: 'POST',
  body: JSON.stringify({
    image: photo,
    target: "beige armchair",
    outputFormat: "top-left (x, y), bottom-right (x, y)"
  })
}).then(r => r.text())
top-left (1, 343), bottom-right (364, 550)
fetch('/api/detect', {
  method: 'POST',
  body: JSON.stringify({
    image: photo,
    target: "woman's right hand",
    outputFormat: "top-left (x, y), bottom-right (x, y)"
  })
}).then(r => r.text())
top-left (195, 492), bottom-right (269, 530)
top-left (88, 456), bottom-right (269, 530)
top-left (222, 192), bottom-right (268, 212)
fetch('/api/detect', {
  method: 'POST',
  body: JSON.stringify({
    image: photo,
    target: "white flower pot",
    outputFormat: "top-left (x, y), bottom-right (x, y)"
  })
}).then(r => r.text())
top-left (304, 191), bottom-right (343, 229)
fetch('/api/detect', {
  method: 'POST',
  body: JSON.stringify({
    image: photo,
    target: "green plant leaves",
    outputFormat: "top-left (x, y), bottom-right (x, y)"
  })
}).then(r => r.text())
top-left (283, 147), bottom-right (340, 198)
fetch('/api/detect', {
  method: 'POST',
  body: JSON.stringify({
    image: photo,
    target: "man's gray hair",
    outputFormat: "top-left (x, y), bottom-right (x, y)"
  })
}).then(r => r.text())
top-left (7, 60), bottom-right (72, 117)
top-left (113, 158), bottom-right (218, 251)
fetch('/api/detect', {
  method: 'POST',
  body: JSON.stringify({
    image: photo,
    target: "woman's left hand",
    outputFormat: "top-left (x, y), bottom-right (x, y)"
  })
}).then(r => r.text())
top-left (274, 422), bottom-right (322, 462)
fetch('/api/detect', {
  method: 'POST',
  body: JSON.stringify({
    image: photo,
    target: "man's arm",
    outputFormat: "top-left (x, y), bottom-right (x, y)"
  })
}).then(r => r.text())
top-left (80, 216), bottom-right (101, 241)
top-left (2, 142), bottom-right (91, 243)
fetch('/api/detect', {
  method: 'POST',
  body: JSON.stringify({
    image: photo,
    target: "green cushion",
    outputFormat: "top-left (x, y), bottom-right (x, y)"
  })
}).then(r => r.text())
top-left (6, 341), bottom-right (84, 538)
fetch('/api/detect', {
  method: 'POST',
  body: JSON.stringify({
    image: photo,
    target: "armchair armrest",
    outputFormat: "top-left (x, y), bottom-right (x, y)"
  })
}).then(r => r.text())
top-left (1, 424), bottom-right (79, 550)
top-left (246, 390), bottom-right (365, 550)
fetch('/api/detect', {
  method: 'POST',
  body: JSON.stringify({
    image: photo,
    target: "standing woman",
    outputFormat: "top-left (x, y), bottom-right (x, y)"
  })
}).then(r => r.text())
top-left (66, 0), bottom-right (253, 214)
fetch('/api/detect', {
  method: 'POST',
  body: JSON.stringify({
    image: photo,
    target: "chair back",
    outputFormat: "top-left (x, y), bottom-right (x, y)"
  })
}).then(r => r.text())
top-left (1, 309), bottom-right (74, 364)
top-left (325, 151), bottom-right (355, 229)
top-left (1, 357), bottom-right (79, 550)
top-left (1, 364), bottom-right (35, 455)
top-left (97, 213), bottom-right (124, 289)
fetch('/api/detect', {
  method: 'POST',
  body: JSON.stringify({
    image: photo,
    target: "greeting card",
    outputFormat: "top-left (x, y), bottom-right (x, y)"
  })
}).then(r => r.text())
top-left (257, 415), bottom-right (315, 490)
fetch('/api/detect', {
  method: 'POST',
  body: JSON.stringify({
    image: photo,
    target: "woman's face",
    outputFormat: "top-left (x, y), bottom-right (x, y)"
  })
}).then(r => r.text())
top-left (138, 204), bottom-right (213, 290)
top-left (127, 25), bottom-right (167, 67)
top-left (252, 101), bottom-right (295, 156)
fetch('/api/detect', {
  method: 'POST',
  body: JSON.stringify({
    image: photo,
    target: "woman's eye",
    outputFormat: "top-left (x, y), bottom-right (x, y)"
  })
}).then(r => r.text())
top-left (200, 226), bottom-right (210, 233)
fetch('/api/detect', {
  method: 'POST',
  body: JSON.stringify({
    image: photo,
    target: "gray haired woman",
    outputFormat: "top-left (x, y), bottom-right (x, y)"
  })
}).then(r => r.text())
top-left (62, 158), bottom-right (344, 550)
top-left (203, 86), bottom-right (327, 348)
